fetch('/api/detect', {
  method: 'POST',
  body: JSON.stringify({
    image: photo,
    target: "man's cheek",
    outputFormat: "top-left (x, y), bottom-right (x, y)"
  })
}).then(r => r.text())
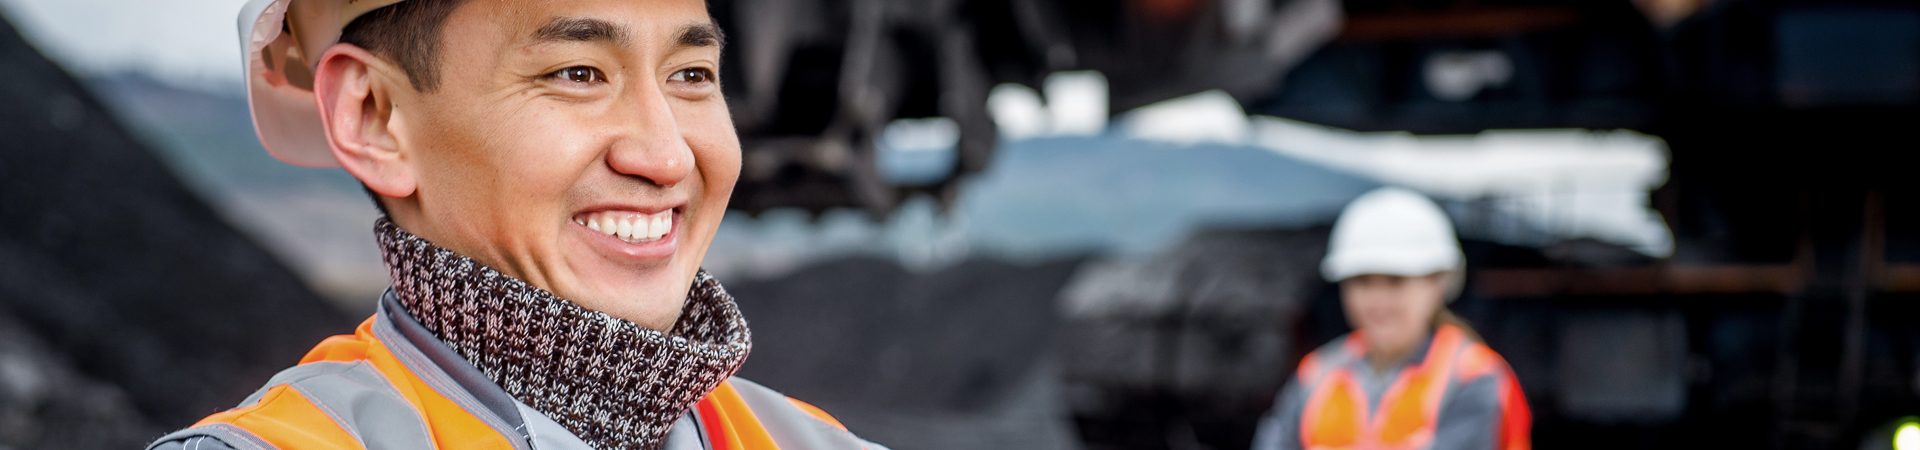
top-left (690, 139), bottom-right (743, 182)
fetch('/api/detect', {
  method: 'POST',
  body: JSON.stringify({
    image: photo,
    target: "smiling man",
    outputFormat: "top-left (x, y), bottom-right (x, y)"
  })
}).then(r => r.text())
top-left (147, 0), bottom-right (880, 449)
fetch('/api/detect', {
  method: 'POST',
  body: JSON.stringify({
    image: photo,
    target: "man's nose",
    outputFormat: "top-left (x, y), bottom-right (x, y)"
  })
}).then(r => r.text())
top-left (607, 85), bottom-right (694, 188)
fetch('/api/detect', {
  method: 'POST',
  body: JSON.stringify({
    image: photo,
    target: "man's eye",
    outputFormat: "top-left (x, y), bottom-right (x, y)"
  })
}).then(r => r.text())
top-left (669, 67), bottom-right (716, 85)
top-left (550, 66), bottom-right (606, 84)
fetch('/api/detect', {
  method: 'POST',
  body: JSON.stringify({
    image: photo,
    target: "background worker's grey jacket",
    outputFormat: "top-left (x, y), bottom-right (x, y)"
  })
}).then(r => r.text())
top-left (1251, 324), bottom-right (1531, 450)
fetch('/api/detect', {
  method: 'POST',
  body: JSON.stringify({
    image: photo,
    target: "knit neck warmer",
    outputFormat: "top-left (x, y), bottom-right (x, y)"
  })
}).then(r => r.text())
top-left (374, 218), bottom-right (751, 450)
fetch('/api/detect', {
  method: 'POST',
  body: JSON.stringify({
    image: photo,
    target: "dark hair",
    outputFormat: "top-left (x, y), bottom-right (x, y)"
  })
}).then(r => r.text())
top-left (337, 0), bottom-right (467, 93)
top-left (362, 186), bottom-right (391, 217)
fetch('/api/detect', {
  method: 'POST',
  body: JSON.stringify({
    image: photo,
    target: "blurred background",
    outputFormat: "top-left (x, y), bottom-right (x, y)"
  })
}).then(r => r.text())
top-left (0, 0), bottom-right (1916, 448)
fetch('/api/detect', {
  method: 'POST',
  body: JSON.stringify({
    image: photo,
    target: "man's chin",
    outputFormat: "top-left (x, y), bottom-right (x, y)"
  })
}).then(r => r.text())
top-left (563, 279), bottom-right (693, 330)
top-left (556, 219), bottom-right (708, 328)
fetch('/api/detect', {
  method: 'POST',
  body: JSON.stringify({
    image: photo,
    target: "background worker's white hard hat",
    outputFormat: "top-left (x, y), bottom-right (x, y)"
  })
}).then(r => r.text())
top-left (237, 0), bottom-right (406, 168)
top-left (1320, 187), bottom-right (1465, 283)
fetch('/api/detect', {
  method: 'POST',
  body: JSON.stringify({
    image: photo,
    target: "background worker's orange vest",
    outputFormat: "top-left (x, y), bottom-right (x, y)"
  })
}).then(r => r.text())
top-left (161, 317), bottom-right (856, 450)
top-left (1295, 324), bottom-right (1531, 450)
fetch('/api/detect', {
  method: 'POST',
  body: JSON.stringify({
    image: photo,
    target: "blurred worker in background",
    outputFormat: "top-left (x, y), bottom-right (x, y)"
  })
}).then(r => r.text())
top-left (1252, 187), bottom-right (1531, 450)
top-left (148, 0), bottom-right (881, 448)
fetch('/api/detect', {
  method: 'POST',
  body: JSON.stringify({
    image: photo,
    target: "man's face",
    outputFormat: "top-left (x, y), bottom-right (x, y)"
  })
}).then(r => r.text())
top-left (383, 0), bottom-right (739, 330)
top-left (1339, 273), bottom-right (1447, 355)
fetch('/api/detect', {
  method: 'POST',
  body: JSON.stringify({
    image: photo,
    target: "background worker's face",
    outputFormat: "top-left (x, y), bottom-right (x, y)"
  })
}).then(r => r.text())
top-left (380, 0), bottom-right (739, 330)
top-left (1340, 273), bottom-right (1448, 356)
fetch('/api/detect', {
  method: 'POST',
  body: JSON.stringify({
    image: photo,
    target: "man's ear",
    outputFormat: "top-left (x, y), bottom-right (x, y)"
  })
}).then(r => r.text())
top-left (312, 44), bottom-right (415, 200)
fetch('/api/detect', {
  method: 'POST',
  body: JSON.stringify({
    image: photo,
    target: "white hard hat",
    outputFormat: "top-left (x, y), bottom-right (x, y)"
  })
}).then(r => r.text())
top-left (1321, 187), bottom-right (1464, 282)
top-left (237, 0), bottom-right (406, 167)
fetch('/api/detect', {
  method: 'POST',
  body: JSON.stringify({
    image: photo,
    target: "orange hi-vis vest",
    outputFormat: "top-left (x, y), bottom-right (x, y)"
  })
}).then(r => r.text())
top-left (1294, 324), bottom-right (1531, 450)
top-left (149, 310), bottom-right (870, 450)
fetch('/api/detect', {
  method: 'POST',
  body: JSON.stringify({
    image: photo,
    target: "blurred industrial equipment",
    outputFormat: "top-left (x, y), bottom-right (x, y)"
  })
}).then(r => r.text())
top-left (707, 0), bottom-right (1920, 447)
top-left (711, 0), bottom-right (1340, 215)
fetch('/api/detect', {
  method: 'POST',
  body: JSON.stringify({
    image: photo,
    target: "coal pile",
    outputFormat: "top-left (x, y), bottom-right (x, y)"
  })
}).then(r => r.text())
top-left (0, 15), bottom-right (353, 448)
top-left (1057, 226), bottom-right (1332, 449)
top-left (728, 254), bottom-right (1089, 450)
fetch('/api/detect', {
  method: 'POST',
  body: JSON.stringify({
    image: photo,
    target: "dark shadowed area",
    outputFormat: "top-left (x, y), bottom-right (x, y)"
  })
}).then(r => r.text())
top-left (0, 17), bottom-right (351, 448)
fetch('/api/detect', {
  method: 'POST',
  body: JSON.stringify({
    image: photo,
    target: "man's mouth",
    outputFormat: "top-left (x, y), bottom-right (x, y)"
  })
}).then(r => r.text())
top-left (573, 209), bottom-right (674, 244)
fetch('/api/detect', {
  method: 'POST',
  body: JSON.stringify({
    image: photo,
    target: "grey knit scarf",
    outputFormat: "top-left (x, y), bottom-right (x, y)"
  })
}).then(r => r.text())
top-left (374, 218), bottom-right (751, 450)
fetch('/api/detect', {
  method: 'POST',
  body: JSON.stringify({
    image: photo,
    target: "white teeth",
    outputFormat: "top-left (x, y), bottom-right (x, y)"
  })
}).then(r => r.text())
top-left (652, 211), bottom-right (672, 239)
top-left (574, 210), bottom-right (674, 244)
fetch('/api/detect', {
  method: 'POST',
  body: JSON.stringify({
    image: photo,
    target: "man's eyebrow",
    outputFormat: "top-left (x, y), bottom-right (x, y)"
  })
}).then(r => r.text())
top-left (532, 17), bottom-right (630, 46)
top-left (677, 23), bottom-right (726, 50)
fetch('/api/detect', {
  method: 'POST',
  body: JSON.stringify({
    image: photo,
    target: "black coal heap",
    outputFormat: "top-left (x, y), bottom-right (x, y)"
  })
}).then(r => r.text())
top-left (0, 15), bottom-right (352, 448)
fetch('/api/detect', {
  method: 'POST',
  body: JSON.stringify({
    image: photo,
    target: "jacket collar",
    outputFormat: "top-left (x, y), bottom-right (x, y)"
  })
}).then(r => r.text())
top-left (374, 218), bottom-right (751, 449)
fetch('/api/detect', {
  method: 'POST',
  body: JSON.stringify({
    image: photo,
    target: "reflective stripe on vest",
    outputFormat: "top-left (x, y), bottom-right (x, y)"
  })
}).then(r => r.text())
top-left (153, 316), bottom-right (861, 450)
top-left (1297, 324), bottom-right (1525, 450)
top-left (169, 318), bottom-right (521, 449)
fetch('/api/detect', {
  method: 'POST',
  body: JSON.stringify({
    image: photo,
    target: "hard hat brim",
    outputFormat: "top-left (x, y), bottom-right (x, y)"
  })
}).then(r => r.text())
top-left (238, 0), bottom-right (406, 168)
top-left (1320, 244), bottom-right (1463, 283)
top-left (239, 0), bottom-right (337, 167)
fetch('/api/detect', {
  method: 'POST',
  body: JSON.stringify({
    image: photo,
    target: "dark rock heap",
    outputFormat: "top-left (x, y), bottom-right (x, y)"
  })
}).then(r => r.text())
top-left (0, 15), bottom-right (352, 448)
